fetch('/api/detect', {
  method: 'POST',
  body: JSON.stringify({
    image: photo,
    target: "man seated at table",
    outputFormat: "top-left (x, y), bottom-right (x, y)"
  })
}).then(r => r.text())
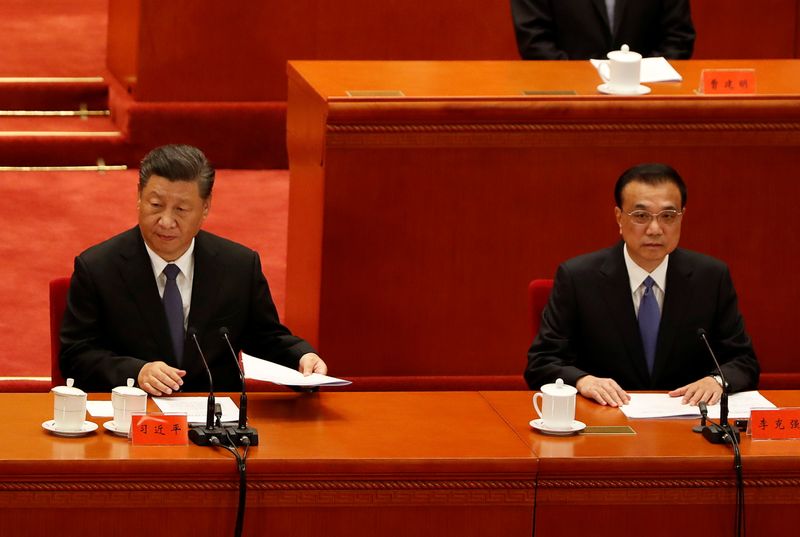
top-left (60, 144), bottom-right (327, 395)
top-left (511, 0), bottom-right (695, 60)
top-left (525, 163), bottom-right (759, 407)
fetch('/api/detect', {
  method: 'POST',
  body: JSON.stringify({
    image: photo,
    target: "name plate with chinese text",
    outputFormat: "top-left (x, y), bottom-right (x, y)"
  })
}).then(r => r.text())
top-left (699, 69), bottom-right (756, 95)
top-left (131, 413), bottom-right (189, 445)
top-left (750, 408), bottom-right (800, 440)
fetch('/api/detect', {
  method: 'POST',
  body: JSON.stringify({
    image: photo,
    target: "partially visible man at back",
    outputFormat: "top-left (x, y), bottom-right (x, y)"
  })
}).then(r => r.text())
top-left (525, 163), bottom-right (758, 406)
top-left (60, 144), bottom-right (327, 395)
top-left (511, 0), bottom-right (695, 60)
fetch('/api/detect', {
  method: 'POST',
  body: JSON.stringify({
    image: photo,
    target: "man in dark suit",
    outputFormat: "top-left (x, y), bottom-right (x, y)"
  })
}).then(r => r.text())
top-left (525, 163), bottom-right (759, 407)
top-left (60, 144), bottom-right (327, 395)
top-left (511, 0), bottom-right (695, 60)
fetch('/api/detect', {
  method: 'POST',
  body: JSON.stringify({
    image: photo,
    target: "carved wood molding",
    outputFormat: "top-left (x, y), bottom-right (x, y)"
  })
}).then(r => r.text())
top-left (536, 477), bottom-right (800, 506)
top-left (539, 477), bottom-right (800, 489)
top-left (0, 479), bottom-right (534, 493)
top-left (328, 122), bottom-right (800, 134)
top-left (326, 122), bottom-right (800, 148)
top-left (0, 479), bottom-right (536, 509)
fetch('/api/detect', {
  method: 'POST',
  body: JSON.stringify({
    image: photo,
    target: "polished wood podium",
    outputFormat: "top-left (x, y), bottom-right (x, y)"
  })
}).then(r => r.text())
top-left (285, 60), bottom-right (800, 388)
top-left (486, 390), bottom-right (800, 537)
top-left (0, 392), bottom-right (535, 537)
top-left (1, 391), bottom-right (799, 536)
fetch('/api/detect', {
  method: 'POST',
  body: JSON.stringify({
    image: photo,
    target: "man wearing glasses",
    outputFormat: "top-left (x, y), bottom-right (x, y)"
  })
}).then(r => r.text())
top-left (525, 163), bottom-right (759, 406)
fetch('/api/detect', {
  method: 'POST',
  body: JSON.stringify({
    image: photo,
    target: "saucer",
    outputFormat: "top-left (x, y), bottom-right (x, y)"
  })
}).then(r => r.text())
top-left (42, 420), bottom-right (98, 437)
top-left (529, 419), bottom-right (586, 436)
top-left (103, 420), bottom-right (130, 437)
top-left (597, 83), bottom-right (651, 96)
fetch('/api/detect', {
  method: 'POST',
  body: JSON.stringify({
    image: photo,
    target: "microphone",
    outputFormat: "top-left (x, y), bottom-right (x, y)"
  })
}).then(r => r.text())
top-left (187, 327), bottom-right (227, 446)
top-left (220, 327), bottom-right (258, 446)
top-left (696, 328), bottom-right (739, 444)
top-left (692, 401), bottom-right (708, 433)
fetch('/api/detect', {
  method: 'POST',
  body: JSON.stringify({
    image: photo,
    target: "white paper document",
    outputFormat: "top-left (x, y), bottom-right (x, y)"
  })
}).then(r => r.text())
top-left (242, 353), bottom-right (352, 387)
top-left (591, 57), bottom-right (683, 83)
top-left (153, 396), bottom-right (240, 424)
top-left (86, 400), bottom-right (114, 417)
top-left (620, 391), bottom-right (776, 420)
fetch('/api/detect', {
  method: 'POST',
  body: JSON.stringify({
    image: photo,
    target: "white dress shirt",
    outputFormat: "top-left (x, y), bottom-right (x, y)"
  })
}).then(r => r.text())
top-left (623, 243), bottom-right (668, 317)
top-left (144, 239), bottom-right (195, 330)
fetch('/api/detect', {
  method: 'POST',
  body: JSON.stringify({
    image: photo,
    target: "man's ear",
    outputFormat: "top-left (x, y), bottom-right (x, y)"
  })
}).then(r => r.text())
top-left (614, 206), bottom-right (623, 233)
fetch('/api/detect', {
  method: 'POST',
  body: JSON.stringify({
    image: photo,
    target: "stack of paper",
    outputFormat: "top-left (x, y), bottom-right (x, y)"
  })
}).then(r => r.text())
top-left (620, 391), bottom-right (776, 420)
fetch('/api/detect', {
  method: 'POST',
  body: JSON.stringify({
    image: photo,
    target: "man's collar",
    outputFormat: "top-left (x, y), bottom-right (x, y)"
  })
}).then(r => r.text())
top-left (144, 238), bottom-right (196, 277)
top-left (623, 243), bottom-right (668, 293)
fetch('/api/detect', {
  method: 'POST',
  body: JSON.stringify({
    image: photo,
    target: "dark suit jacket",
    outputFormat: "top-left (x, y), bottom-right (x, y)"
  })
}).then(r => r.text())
top-left (525, 242), bottom-right (759, 392)
top-left (60, 227), bottom-right (316, 392)
top-left (511, 0), bottom-right (695, 60)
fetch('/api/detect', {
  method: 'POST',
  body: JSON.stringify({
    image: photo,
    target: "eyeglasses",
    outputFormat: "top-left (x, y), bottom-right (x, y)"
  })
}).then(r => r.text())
top-left (624, 209), bottom-right (683, 226)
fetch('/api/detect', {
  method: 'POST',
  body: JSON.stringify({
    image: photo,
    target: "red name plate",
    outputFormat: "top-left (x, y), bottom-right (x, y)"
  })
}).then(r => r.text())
top-left (700, 69), bottom-right (756, 94)
top-left (750, 408), bottom-right (800, 440)
top-left (131, 413), bottom-right (189, 445)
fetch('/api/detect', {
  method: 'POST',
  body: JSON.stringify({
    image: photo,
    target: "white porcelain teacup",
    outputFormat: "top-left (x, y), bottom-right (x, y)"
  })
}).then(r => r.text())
top-left (52, 378), bottom-right (87, 431)
top-left (112, 378), bottom-right (148, 433)
top-left (532, 378), bottom-right (577, 430)
top-left (599, 44), bottom-right (642, 93)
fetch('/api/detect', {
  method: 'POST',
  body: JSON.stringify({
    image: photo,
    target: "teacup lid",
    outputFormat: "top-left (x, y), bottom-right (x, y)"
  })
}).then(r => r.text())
top-left (112, 378), bottom-right (147, 397)
top-left (51, 378), bottom-right (86, 397)
top-left (540, 378), bottom-right (577, 396)
top-left (607, 44), bottom-right (642, 62)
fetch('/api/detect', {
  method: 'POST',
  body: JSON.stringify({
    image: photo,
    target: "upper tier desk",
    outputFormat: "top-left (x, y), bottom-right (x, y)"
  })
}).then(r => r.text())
top-left (285, 60), bottom-right (800, 388)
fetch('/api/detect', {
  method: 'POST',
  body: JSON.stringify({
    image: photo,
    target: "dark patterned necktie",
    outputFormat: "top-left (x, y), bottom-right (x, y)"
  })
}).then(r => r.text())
top-left (638, 276), bottom-right (660, 375)
top-left (162, 263), bottom-right (184, 364)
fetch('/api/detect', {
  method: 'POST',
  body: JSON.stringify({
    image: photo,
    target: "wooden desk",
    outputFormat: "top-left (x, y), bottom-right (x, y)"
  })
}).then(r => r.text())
top-left (285, 60), bottom-right (800, 388)
top-left (0, 392), bottom-right (535, 537)
top-left (483, 390), bottom-right (800, 537)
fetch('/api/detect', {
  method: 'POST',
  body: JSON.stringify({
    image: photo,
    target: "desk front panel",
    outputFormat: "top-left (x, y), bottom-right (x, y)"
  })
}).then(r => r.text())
top-left (0, 392), bottom-right (535, 537)
top-left (483, 390), bottom-right (800, 537)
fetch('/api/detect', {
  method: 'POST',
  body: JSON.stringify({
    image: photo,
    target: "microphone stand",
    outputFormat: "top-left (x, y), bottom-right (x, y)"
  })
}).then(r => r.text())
top-left (187, 328), bottom-right (228, 446)
top-left (220, 327), bottom-right (259, 446)
top-left (696, 328), bottom-right (745, 537)
top-left (697, 329), bottom-right (739, 444)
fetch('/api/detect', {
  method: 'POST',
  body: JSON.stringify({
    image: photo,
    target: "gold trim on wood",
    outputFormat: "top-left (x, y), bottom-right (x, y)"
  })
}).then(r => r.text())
top-left (0, 77), bottom-right (105, 84)
top-left (0, 110), bottom-right (110, 117)
top-left (0, 131), bottom-right (121, 137)
top-left (0, 165), bottom-right (127, 172)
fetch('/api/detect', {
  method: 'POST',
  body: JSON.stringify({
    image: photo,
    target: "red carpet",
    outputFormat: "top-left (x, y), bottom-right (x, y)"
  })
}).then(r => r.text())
top-left (0, 169), bottom-right (290, 377)
top-left (0, 0), bottom-right (107, 77)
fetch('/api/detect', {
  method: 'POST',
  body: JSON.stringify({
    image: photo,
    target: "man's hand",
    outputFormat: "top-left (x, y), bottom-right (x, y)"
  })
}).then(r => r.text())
top-left (669, 376), bottom-right (723, 405)
top-left (576, 375), bottom-right (630, 407)
top-left (298, 353), bottom-right (327, 376)
top-left (137, 361), bottom-right (186, 396)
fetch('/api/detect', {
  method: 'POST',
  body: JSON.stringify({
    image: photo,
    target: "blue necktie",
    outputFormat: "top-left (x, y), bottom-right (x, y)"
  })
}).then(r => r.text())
top-left (638, 276), bottom-right (660, 374)
top-left (162, 264), bottom-right (184, 364)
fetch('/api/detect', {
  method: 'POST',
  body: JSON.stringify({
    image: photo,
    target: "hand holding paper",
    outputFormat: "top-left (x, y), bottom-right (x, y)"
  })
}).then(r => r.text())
top-left (242, 353), bottom-right (351, 387)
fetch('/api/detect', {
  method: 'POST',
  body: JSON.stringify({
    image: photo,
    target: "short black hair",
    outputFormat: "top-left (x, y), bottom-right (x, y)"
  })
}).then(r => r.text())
top-left (614, 163), bottom-right (687, 208)
top-left (138, 144), bottom-right (215, 199)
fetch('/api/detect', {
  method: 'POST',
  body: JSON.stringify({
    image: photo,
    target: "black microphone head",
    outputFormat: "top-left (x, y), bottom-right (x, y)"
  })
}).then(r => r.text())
top-left (698, 401), bottom-right (708, 413)
top-left (188, 326), bottom-right (198, 338)
top-left (219, 326), bottom-right (230, 337)
top-left (696, 328), bottom-right (707, 338)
